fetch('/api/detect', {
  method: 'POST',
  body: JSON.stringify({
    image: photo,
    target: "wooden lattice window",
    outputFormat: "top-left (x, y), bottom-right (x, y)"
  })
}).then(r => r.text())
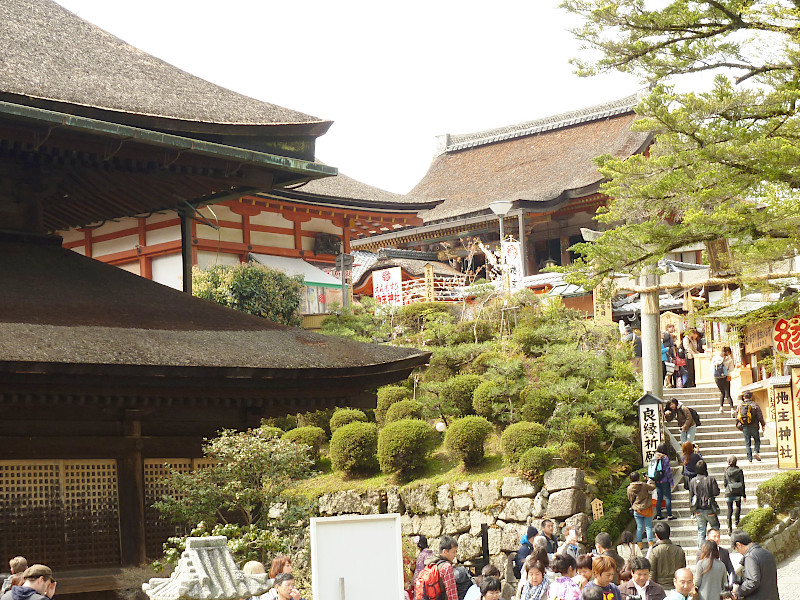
top-left (143, 459), bottom-right (211, 559)
top-left (0, 461), bottom-right (120, 569)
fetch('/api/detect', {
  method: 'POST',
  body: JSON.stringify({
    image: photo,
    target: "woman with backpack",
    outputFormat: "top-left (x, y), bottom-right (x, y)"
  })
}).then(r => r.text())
top-left (665, 398), bottom-right (698, 444)
top-left (681, 441), bottom-right (703, 491)
top-left (723, 455), bottom-right (746, 532)
top-left (651, 443), bottom-right (675, 521)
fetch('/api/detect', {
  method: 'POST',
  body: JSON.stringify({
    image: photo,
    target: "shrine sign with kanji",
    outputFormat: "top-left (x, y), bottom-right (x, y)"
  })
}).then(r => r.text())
top-left (637, 393), bottom-right (663, 468)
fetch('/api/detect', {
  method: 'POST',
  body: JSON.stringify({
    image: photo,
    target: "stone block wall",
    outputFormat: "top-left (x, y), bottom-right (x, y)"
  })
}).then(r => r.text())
top-left (761, 502), bottom-right (800, 563)
top-left (316, 468), bottom-right (589, 578)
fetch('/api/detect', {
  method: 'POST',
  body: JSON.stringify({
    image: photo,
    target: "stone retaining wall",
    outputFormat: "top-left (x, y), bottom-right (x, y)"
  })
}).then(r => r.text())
top-left (761, 502), bottom-right (800, 563)
top-left (316, 468), bottom-right (589, 578)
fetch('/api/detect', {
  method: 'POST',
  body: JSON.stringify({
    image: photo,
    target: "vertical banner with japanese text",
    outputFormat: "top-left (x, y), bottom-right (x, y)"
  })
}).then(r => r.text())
top-left (639, 398), bottom-right (662, 466)
top-left (786, 367), bottom-right (800, 469)
top-left (774, 316), bottom-right (800, 356)
top-left (501, 241), bottom-right (523, 287)
top-left (372, 267), bottom-right (403, 307)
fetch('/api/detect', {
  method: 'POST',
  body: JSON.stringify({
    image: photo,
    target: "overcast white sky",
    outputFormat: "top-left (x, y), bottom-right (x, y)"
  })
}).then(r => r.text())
top-left (54, 0), bottom-right (638, 194)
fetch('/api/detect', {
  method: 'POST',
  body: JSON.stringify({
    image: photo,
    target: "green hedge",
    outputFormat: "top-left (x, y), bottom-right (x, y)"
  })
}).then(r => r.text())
top-left (330, 408), bottom-right (368, 432)
top-left (257, 425), bottom-right (284, 439)
top-left (566, 415), bottom-right (603, 453)
top-left (440, 374), bottom-right (485, 416)
top-left (739, 507), bottom-right (777, 543)
top-left (282, 426), bottom-right (326, 461)
top-left (472, 380), bottom-right (503, 418)
top-left (385, 399), bottom-right (424, 423)
top-left (519, 386), bottom-right (557, 423)
top-left (377, 419), bottom-right (435, 479)
top-left (587, 477), bottom-right (632, 543)
top-left (444, 416), bottom-right (493, 467)
top-left (518, 447), bottom-right (556, 482)
top-left (329, 422), bottom-right (379, 475)
top-left (756, 471), bottom-right (800, 513)
top-left (376, 386), bottom-right (412, 425)
top-left (501, 422), bottom-right (547, 465)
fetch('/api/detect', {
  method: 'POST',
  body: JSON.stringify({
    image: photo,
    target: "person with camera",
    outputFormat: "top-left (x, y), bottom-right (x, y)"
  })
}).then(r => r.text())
top-left (619, 557), bottom-right (666, 600)
top-left (731, 530), bottom-right (778, 599)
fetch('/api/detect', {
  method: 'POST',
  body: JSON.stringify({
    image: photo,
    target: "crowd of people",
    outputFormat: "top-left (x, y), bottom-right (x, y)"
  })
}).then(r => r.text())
top-left (409, 521), bottom-right (780, 600)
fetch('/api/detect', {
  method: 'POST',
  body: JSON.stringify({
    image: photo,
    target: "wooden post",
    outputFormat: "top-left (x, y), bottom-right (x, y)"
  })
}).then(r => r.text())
top-left (118, 410), bottom-right (147, 566)
top-left (180, 209), bottom-right (193, 294)
top-left (518, 213), bottom-right (527, 278)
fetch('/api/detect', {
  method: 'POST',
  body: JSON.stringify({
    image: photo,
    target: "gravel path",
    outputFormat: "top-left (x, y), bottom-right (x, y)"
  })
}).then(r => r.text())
top-left (778, 547), bottom-right (800, 600)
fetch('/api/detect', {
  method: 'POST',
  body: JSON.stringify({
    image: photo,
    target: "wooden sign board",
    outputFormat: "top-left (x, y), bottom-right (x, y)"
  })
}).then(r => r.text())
top-left (591, 498), bottom-right (604, 521)
top-left (593, 288), bottom-right (613, 324)
top-left (660, 311), bottom-right (682, 335)
top-left (785, 367), bottom-right (800, 469)
top-left (424, 263), bottom-right (434, 302)
top-left (744, 320), bottom-right (774, 354)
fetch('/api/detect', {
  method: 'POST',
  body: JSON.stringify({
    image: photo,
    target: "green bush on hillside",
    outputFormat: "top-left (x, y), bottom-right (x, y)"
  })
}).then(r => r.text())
top-left (376, 386), bottom-right (412, 425)
top-left (756, 471), bottom-right (800, 513)
top-left (330, 408), bottom-right (368, 432)
top-left (739, 507), bottom-right (777, 543)
top-left (385, 399), bottom-right (424, 423)
top-left (501, 422), bottom-right (547, 465)
top-left (517, 446), bottom-right (556, 482)
top-left (519, 386), bottom-right (557, 423)
top-left (258, 426), bottom-right (284, 440)
top-left (444, 416), bottom-right (493, 467)
top-left (558, 441), bottom-right (584, 467)
top-left (566, 415), bottom-right (603, 453)
top-left (472, 380), bottom-right (503, 419)
top-left (586, 477), bottom-right (632, 543)
top-left (440, 374), bottom-right (485, 416)
top-left (281, 426), bottom-right (326, 461)
top-left (329, 422), bottom-right (379, 475)
top-left (397, 302), bottom-right (454, 333)
top-left (377, 419), bottom-right (436, 480)
top-left (297, 409), bottom-right (335, 436)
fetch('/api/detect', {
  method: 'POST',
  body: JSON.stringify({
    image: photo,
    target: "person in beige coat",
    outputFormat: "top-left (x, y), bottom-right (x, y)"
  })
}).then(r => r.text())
top-left (628, 471), bottom-right (656, 547)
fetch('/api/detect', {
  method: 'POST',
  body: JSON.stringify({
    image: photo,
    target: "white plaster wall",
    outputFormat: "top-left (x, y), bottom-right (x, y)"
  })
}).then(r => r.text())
top-left (251, 210), bottom-right (293, 229)
top-left (59, 229), bottom-right (84, 244)
top-left (117, 261), bottom-right (141, 276)
top-left (147, 225), bottom-right (181, 246)
top-left (197, 251), bottom-right (241, 270)
top-left (306, 217), bottom-right (342, 236)
top-left (151, 253), bottom-right (183, 290)
top-left (93, 234), bottom-right (138, 257)
top-left (250, 230), bottom-right (294, 249)
top-left (197, 223), bottom-right (243, 244)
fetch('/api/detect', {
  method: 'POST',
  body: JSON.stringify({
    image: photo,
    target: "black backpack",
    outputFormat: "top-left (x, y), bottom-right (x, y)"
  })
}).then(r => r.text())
top-left (453, 566), bottom-right (474, 600)
top-left (688, 406), bottom-right (702, 427)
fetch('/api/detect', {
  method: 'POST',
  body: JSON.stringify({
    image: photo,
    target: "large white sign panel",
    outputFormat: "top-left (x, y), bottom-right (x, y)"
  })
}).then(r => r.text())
top-left (311, 513), bottom-right (404, 600)
top-left (373, 267), bottom-right (403, 306)
top-left (501, 241), bottom-right (523, 286)
top-left (639, 401), bottom-right (662, 465)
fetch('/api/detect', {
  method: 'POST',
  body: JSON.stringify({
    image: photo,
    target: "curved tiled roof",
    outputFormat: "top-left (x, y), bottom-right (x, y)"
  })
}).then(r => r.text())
top-left (0, 0), bottom-right (327, 127)
top-left (412, 96), bottom-right (651, 223)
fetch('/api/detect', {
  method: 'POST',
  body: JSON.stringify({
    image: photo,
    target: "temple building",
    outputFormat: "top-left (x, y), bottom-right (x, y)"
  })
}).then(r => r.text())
top-left (0, 1), bottom-right (429, 595)
top-left (350, 95), bottom-right (652, 279)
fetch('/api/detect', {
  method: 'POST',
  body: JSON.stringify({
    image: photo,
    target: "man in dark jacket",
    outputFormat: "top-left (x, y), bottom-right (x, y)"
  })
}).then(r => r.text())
top-left (541, 519), bottom-right (559, 555)
top-left (738, 391), bottom-right (766, 462)
top-left (0, 564), bottom-right (56, 600)
top-left (647, 522), bottom-right (686, 590)
top-left (594, 532), bottom-right (624, 584)
top-left (732, 530), bottom-right (779, 599)
top-left (708, 529), bottom-right (734, 582)
top-left (619, 556), bottom-right (667, 600)
top-left (688, 460), bottom-right (721, 547)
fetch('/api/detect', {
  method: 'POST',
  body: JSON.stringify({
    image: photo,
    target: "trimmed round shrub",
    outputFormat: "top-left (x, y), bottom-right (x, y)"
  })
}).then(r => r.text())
top-left (297, 408), bottom-right (335, 435)
top-left (376, 386), bottom-right (412, 424)
top-left (377, 419), bottom-right (435, 479)
top-left (739, 507), bottom-right (777, 542)
top-left (258, 425), bottom-right (284, 440)
top-left (444, 416), bottom-right (493, 467)
top-left (282, 426), bottom-right (326, 460)
top-left (472, 380), bottom-right (503, 418)
top-left (558, 441), bottom-right (583, 467)
top-left (469, 351), bottom-right (501, 375)
top-left (330, 408), bottom-right (368, 432)
top-left (440, 374), bottom-right (484, 415)
top-left (517, 446), bottom-right (556, 482)
top-left (756, 471), bottom-right (800, 513)
top-left (385, 399), bottom-right (424, 423)
top-left (501, 421), bottom-right (547, 465)
top-left (519, 386), bottom-right (557, 423)
top-left (565, 415), bottom-right (603, 453)
top-left (329, 422), bottom-right (379, 475)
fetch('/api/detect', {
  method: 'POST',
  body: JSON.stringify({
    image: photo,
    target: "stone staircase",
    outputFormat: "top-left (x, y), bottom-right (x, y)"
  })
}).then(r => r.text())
top-left (660, 385), bottom-right (781, 564)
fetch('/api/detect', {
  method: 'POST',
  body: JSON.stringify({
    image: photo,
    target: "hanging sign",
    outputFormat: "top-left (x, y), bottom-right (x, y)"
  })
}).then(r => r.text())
top-left (637, 393), bottom-right (662, 466)
top-left (501, 241), bottom-right (523, 286)
top-left (593, 289), bottom-right (613, 324)
top-left (774, 315), bottom-right (800, 356)
top-left (372, 267), bottom-right (403, 306)
top-left (745, 321), bottom-right (774, 354)
top-left (424, 263), bottom-right (435, 302)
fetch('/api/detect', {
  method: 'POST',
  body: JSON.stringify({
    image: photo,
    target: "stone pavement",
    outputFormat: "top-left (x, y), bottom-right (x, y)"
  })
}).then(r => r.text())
top-left (778, 547), bottom-right (800, 600)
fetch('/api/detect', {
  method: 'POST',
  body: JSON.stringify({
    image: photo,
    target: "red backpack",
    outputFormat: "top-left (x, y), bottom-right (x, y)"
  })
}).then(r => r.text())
top-left (415, 560), bottom-right (446, 600)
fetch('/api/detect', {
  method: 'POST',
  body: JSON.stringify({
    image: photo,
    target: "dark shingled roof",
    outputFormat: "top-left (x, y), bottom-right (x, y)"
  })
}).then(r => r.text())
top-left (267, 167), bottom-right (441, 212)
top-left (411, 95), bottom-right (651, 223)
top-left (0, 236), bottom-right (428, 378)
top-left (0, 0), bottom-right (328, 128)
